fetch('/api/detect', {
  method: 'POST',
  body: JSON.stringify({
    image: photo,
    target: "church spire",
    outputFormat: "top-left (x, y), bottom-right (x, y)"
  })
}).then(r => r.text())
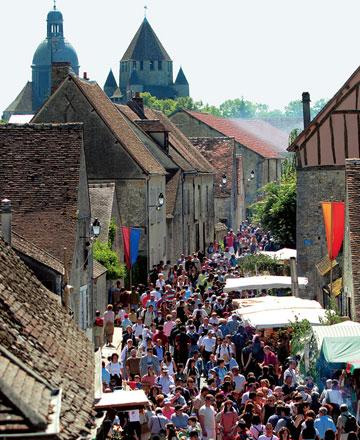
top-left (104, 69), bottom-right (118, 98)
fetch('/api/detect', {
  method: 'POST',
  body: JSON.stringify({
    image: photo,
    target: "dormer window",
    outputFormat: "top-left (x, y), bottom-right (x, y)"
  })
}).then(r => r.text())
top-left (150, 60), bottom-right (155, 71)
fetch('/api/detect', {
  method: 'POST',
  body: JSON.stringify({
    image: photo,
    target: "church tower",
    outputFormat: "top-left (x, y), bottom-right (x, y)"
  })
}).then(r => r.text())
top-left (118, 17), bottom-right (189, 100)
top-left (31, 4), bottom-right (79, 111)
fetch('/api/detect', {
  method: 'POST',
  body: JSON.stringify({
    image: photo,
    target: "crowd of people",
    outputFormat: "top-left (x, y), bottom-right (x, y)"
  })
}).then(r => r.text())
top-left (95, 222), bottom-right (359, 440)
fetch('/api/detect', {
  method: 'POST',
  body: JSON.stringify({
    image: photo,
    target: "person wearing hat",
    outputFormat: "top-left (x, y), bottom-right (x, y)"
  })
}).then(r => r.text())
top-left (162, 398), bottom-right (175, 420)
top-left (219, 399), bottom-right (239, 440)
top-left (156, 366), bottom-right (175, 395)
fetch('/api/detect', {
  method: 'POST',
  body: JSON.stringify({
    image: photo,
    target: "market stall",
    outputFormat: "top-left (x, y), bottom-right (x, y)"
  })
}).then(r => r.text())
top-left (95, 390), bottom-right (149, 410)
top-left (224, 275), bottom-right (308, 292)
top-left (259, 248), bottom-right (297, 261)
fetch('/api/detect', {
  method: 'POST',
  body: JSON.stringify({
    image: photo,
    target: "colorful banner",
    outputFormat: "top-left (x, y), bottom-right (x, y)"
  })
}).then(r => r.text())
top-left (121, 226), bottom-right (141, 269)
top-left (121, 226), bottom-right (131, 269)
top-left (130, 228), bottom-right (141, 266)
top-left (321, 201), bottom-right (345, 261)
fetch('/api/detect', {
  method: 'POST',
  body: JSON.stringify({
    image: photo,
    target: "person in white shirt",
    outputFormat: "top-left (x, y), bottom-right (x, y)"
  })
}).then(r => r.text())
top-left (231, 366), bottom-right (246, 392)
top-left (199, 395), bottom-right (216, 439)
top-left (199, 331), bottom-right (216, 363)
top-left (283, 360), bottom-right (298, 387)
top-left (258, 423), bottom-right (279, 440)
top-left (156, 273), bottom-right (166, 292)
top-left (121, 339), bottom-right (133, 366)
top-left (133, 318), bottom-right (145, 338)
top-left (156, 367), bottom-right (175, 395)
top-left (322, 380), bottom-right (343, 406)
top-left (106, 353), bottom-right (122, 386)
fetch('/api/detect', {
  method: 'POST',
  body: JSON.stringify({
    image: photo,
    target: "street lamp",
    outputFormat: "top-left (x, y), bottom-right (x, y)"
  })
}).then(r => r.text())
top-left (248, 170), bottom-right (255, 182)
top-left (149, 193), bottom-right (165, 211)
top-left (222, 174), bottom-right (227, 186)
top-left (92, 218), bottom-right (101, 238)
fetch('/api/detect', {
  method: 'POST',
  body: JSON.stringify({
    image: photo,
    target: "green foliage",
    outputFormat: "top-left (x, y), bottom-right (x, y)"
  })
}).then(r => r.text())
top-left (288, 317), bottom-right (312, 356)
top-left (320, 297), bottom-right (343, 325)
top-left (108, 218), bottom-right (116, 247)
top-left (251, 158), bottom-right (296, 247)
top-left (237, 253), bottom-right (281, 275)
top-left (141, 93), bottom-right (327, 120)
top-left (93, 240), bottom-right (126, 280)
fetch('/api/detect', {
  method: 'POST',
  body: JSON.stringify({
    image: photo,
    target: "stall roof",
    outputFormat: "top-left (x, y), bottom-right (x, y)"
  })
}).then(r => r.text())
top-left (235, 295), bottom-right (322, 314)
top-left (224, 275), bottom-right (308, 292)
top-left (95, 390), bottom-right (149, 410)
top-left (259, 248), bottom-right (297, 260)
top-left (322, 336), bottom-right (360, 364)
top-left (239, 307), bottom-right (327, 329)
top-left (312, 321), bottom-right (360, 348)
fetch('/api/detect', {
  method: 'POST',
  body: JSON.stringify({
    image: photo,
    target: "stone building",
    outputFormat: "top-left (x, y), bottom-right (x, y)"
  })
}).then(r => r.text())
top-left (189, 137), bottom-right (243, 228)
top-left (117, 99), bottom-right (215, 262)
top-left (0, 238), bottom-right (95, 439)
top-left (2, 4), bottom-right (79, 121)
top-left (104, 17), bottom-right (189, 102)
top-left (288, 67), bottom-right (360, 318)
top-left (0, 123), bottom-right (94, 332)
top-left (33, 70), bottom-right (168, 269)
top-left (170, 110), bottom-right (287, 219)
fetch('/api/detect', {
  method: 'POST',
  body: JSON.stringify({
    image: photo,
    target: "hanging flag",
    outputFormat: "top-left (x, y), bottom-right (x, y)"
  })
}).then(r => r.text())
top-left (321, 201), bottom-right (345, 260)
top-left (130, 228), bottom-right (141, 266)
top-left (121, 226), bottom-right (131, 269)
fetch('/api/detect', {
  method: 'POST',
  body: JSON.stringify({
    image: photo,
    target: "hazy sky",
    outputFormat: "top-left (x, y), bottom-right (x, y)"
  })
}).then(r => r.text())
top-left (1, 0), bottom-right (360, 114)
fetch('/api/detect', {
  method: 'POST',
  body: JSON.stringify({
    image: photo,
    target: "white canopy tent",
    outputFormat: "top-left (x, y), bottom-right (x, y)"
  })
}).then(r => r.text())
top-left (259, 248), bottom-right (297, 261)
top-left (224, 275), bottom-right (308, 292)
top-left (234, 295), bottom-right (326, 329)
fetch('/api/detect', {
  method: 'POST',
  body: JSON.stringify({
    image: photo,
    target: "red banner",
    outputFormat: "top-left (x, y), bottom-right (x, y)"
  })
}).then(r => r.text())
top-left (321, 201), bottom-right (345, 260)
top-left (121, 226), bottom-right (131, 269)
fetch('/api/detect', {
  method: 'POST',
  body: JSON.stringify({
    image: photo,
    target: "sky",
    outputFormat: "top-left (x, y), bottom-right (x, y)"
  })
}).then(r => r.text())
top-left (1, 0), bottom-right (360, 114)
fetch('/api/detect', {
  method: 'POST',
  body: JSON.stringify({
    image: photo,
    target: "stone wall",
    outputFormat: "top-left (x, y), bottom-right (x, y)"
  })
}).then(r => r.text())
top-left (296, 167), bottom-right (345, 300)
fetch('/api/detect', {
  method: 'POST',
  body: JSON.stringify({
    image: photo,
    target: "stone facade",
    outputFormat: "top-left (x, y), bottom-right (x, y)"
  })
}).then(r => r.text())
top-left (296, 167), bottom-right (345, 300)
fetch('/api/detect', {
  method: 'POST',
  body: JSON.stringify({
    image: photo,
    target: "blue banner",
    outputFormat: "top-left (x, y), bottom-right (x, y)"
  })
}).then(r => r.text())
top-left (130, 228), bottom-right (141, 266)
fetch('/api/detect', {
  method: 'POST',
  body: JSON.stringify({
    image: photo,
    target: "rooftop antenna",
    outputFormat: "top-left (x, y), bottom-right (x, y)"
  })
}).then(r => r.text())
top-left (53, 0), bottom-right (57, 10)
top-left (144, 5), bottom-right (148, 18)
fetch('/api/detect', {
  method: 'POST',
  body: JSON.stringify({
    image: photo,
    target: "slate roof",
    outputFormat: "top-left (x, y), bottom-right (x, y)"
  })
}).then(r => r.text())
top-left (190, 137), bottom-right (235, 198)
top-left (129, 69), bottom-right (141, 85)
top-left (166, 171), bottom-right (181, 217)
top-left (175, 67), bottom-right (188, 85)
top-left (183, 110), bottom-right (287, 159)
top-left (3, 81), bottom-right (33, 114)
top-left (69, 76), bottom-right (166, 175)
top-left (0, 123), bottom-right (84, 265)
top-left (104, 69), bottom-right (118, 98)
top-left (121, 17), bottom-right (171, 62)
top-left (0, 238), bottom-right (94, 439)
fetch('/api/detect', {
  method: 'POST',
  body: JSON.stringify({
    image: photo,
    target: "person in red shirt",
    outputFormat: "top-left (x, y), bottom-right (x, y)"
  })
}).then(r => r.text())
top-left (152, 325), bottom-right (169, 348)
top-left (141, 290), bottom-right (151, 308)
top-left (263, 345), bottom-right (279, 373)
top-left (93, 310), bottom-right (104, 350)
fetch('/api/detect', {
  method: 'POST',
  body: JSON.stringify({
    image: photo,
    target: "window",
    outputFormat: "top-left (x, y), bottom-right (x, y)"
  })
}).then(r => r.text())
top-left (150, 60), bottom-right (155, 71)
top-left (132, 60), bottom-right (137, 70)
top-left (140, 61), bottom-right (144, 70)
top-left (167, 61), bottom-right (171, 72)
top-left (158, 60), bottom-right (162, 70)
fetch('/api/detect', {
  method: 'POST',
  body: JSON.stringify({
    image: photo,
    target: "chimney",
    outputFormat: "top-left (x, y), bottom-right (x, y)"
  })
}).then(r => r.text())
top-left (133, 92), bottom-right (145, 117)
top-left (1, 199), bottom-right (12, 245)
top-left (302, 92), bottom-right (311, 129)
top-left (83, 72), bottom-right (89, 80)
top-left (51, 62), bottom-right (71, 95)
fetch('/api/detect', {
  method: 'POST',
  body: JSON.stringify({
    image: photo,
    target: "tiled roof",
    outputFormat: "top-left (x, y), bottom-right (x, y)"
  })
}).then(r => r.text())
top-left (0, 238), bottom-right (94, 439)
top-left (93, 260), bottom-right (107, 279)
top-left (89, 182), bottom-right (116, 243)
top-left (190, 137), bottom-right (235, 198)
top-left (166, 171), bottom-right (181, 217)
top-left (184, 110), bottom-right (287, 159)
top-left (3, 81), bottom-right (33, 114)
top-left (71, 76), bottom-right (166, 175)
top-left (12, 232), bottom-right (65, 275)
top-left (145, 108), bottom-right (215, 173)
top-left (0, 345), bottom-right (59, 435)
top-left (0, 123), bottom-right (84, 264)
top-left (121, 17), bottom-right (171, 62)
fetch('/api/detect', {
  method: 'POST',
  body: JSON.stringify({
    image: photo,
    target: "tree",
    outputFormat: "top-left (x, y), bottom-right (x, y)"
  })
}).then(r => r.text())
top-left (284, 100), bottom-right (303, 118)
top-left (311, 99), bottom-right (327, 117)
top-left (251, 158), bottom-right (296, 247)
top-left (219, 98), bottom-right (257, 118)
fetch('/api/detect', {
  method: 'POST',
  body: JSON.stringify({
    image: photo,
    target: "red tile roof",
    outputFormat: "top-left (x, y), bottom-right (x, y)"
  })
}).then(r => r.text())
top-left (185, 110), bottom-right (288, 159)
